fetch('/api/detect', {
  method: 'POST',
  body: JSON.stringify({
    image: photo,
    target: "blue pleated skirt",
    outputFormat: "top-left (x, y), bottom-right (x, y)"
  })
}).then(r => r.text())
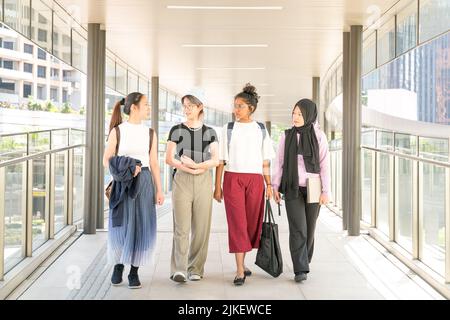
top-left (107, 169), bottom-right (157, 267)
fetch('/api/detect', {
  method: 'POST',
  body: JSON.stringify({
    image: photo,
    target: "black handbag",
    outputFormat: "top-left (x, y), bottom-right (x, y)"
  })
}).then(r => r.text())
top-left (255, 200), bottom-right (283, 278)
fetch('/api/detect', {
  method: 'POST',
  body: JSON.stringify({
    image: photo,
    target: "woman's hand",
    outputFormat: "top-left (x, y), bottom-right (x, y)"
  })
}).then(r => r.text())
top-left (319, 193), bottom-right (329, 205)
top-left (193, 168), bottom-right (206, 175)
top-left (133, 165), bottom-right (142, 177)
top-left (156, 191), bottom-right (165, 206)
top-left (266, 185), bottom-right (273, 200)
top-left (274, 191), bottom-right (282, 204)
top-left (214, 187), bottom-right (223, 203)
top-left (181, 155), bottom-right (197, 169)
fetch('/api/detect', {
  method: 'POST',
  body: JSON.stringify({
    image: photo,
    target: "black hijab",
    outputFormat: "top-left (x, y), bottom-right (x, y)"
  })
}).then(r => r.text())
top-left (279, 99), bottom-right (321, 200)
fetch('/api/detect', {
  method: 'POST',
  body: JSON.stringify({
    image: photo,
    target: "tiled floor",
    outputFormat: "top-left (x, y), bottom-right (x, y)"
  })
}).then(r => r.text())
top-left (15, 200), bottom-right (445, 300)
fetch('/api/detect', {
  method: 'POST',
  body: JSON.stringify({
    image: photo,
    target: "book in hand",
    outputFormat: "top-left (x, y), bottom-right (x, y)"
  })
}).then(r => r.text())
top-left (306, 176), bottom-right (322, 204)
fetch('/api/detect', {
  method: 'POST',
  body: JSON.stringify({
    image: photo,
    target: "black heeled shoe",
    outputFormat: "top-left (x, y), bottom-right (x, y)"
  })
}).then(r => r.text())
top-left (233, 275), bottom-right (246, 286)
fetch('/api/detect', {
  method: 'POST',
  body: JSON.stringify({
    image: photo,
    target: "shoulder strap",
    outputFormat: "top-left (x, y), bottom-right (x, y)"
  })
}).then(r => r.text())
top-left (114, 126), bottom-right (120, 156)
top-left (149, 128), bottom-right (154, 154)
top-left (227, 122), bottom-right (235, 154)
top-left (257, 122), bottom-right (267, 140)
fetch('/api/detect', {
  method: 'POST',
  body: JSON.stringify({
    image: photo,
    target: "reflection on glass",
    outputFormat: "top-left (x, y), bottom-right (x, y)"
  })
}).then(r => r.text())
top-left (361, 150), bottom-right (373, 224)
top-left (362, 32), bottom-right (450, 126)
top-left (4, 163), bottom-right (26, 272)
top-left (396, 0), bottom-right (417, 56)
top-left (4, 0), bottom-right (31, 38)
top-left (377, 17), bottom-right (396, 66)
top-left (395, 158), bottom-right (413, 252)
top-left (128, 72), bottom-right (138, 94)
top-left (31, 0), bottom-right (52, 52)
top-left (0, 134), bottom-right (27, 162)
top-left (73, 148), bottom-right (84, 223)
top-left (53, 13), bottom-right (71, 65)
top-left (363, 32), bottom-right (376, 75)
top-left (29, 131), bottom-right (50, 153)
top-left (377, 153), bottom-right (391, 236)
top-left (362, 129), bottom-right (375, 147)
top-left (51, 130), bottom-right (69, 149)
top-left (419, 137), bottom-right (449, 162)
top-left (72, 30), bottom-right (87, 74)
top-left (106, 55), bottom-right (116, 90)
top-left (116, 63), bottom-right (127, 95)
top-left (377, 131), bottom-right (394, 151)
top-left (419, 0), bottom-right (450, 43)
top-left (395, 133), bottom-right (417, 155)
top-left (421, 163), bottom-right (446, 275)
top-left (32, 157), bottom-right (47, 251)
top-left (54, 152), bottom-right (66, 234)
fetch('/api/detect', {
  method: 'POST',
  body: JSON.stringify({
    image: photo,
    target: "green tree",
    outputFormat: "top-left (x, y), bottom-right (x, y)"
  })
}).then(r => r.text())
top-left (61, 102), bottom-right (73, 114)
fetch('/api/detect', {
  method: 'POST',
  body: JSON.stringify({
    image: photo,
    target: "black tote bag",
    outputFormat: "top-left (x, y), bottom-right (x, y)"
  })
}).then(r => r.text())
top-left (255, 200), bottom-right (283, 278)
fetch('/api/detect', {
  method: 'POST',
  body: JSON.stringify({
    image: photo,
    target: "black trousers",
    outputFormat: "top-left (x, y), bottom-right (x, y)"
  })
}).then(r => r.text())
top-left (285, 187), bottom-right (320, 274)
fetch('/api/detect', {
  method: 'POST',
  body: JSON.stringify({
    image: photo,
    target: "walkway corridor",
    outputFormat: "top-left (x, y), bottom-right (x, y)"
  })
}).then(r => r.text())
top-left (9, 200), bottom-right (444, 300)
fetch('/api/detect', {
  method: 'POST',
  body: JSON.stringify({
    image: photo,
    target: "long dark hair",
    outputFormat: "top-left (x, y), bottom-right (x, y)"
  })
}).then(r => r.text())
top-left (235, 83), bottom-right (260, 114)
top-left (181, 95), bottom-right (204, 120)
top-left (109, 92), bottom-right (144, 133)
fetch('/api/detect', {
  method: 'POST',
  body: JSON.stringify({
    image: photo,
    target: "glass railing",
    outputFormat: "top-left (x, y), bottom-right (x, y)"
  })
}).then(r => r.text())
top-left (0, 128), bottom-right (85, 279)
top-left (329, 129), bottom-right (450, 281)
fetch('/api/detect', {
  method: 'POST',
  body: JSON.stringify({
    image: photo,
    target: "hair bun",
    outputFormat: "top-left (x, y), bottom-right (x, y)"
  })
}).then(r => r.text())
top-left (242, 83), bottom-right (259, 102)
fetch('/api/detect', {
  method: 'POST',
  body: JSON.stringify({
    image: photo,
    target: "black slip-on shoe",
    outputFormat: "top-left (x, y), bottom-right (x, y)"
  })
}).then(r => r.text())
top-left (128, 274), bottom-right (142, 289)
top-left (111, 264), bottom-right (124, 286)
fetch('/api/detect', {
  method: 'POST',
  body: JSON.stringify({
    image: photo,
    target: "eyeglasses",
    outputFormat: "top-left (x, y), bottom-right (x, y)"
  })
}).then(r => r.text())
top-left (182, 104), bottom-right (197, 111)
top-left (233, 103), bottom-right (250, 110)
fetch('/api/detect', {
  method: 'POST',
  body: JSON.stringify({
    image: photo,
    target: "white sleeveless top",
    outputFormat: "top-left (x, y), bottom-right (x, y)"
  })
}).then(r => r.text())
top-left (117, 121), bottom-right (151, 168)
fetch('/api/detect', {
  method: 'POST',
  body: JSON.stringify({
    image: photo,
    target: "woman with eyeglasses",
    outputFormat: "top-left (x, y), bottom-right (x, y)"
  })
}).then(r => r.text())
top-left (103, 92), bottom-right (164, 289)
top-left (272, 99), bottom-right (330, 283)
top-left (166, 93), bottom-right (219, 283)
top-left (214, 84), bottom-right (275, 286)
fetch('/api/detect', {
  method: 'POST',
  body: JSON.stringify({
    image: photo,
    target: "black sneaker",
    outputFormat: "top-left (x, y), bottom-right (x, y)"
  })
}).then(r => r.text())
top-left (294, 272), bottom-right (307, 282)
top-left (233, 275), bottom-right (246, 286)
top-left (128, 274), bottom-right (142, 289)
top-left (111, 264), bottom-right (124, 286)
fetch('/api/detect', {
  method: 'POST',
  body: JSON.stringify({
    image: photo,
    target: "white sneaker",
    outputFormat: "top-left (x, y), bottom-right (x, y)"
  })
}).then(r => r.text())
top-left (188, 274), bottom-right (202, 281)
top-left (172, 272), bottom-right (186, 283)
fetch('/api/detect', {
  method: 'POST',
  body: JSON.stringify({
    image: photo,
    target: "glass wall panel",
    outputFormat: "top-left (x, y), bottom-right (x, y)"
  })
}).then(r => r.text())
top-left (420, 163), bottom-right (446, 275)
top-left (419, 137), bottom-right (449, 162)
top-left (4, 0), bottom-right (31, 38)
top-left (395, 157), bottom-right (414, 252)
top-left (72, 30), bottom-right (87, 74)
top-left (32, 156), bottom-right (47, 251)
top-left (127, 71), bottom-right (138, 93)
top-left (54, 151), bottom-right (66, 233)
top-left (361, 149), bottom-right (373, 224)
top-left (377, 17), bottom-right (396, 66)
top-left (396, 0), bottom-right (418, 55)
top-left (362, 32), bottom-right (450, 126)
top-left (3, 163), bottom-right (26, 273)
top-left (139, 79), bottom-right (149, 97)
top-left (53, 13), bottom-right (71, 65)
top-left (362, 32), bottom-right (377, 75)
top-left (395, 133), bottom-right (417, 155)
top-left (73, 147), bottom-right (84, 223)
top-left (106, 55), bottom-right (116, 90)
top-left (31, 0), bottom-right (52, 53)
top-left (377, 131), bottom-right (394, 151)
top-left (116, 62), bottom-right (127, 95)
top-left (419, 0), bottom-right (450, 43)
top-left (377, 153), bottom-right (391, 236)
top-left (159, 88), bottom-right (167, 111)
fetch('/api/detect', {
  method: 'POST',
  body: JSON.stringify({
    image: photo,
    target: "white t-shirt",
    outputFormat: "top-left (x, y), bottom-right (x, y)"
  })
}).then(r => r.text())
top-left (117, 121), bottom-right (151, 168)
top-left (219, 121), bottom-right (276, 174)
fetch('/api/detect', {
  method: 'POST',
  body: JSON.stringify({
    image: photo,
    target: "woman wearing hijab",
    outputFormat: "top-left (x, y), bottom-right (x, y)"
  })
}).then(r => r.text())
top-left (272, 99), bottom-right (330, 283)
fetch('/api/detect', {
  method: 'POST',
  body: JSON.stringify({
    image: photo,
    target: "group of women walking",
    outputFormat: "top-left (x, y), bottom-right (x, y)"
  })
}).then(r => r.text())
top-left (102, 84), bottom-right (330, 289)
